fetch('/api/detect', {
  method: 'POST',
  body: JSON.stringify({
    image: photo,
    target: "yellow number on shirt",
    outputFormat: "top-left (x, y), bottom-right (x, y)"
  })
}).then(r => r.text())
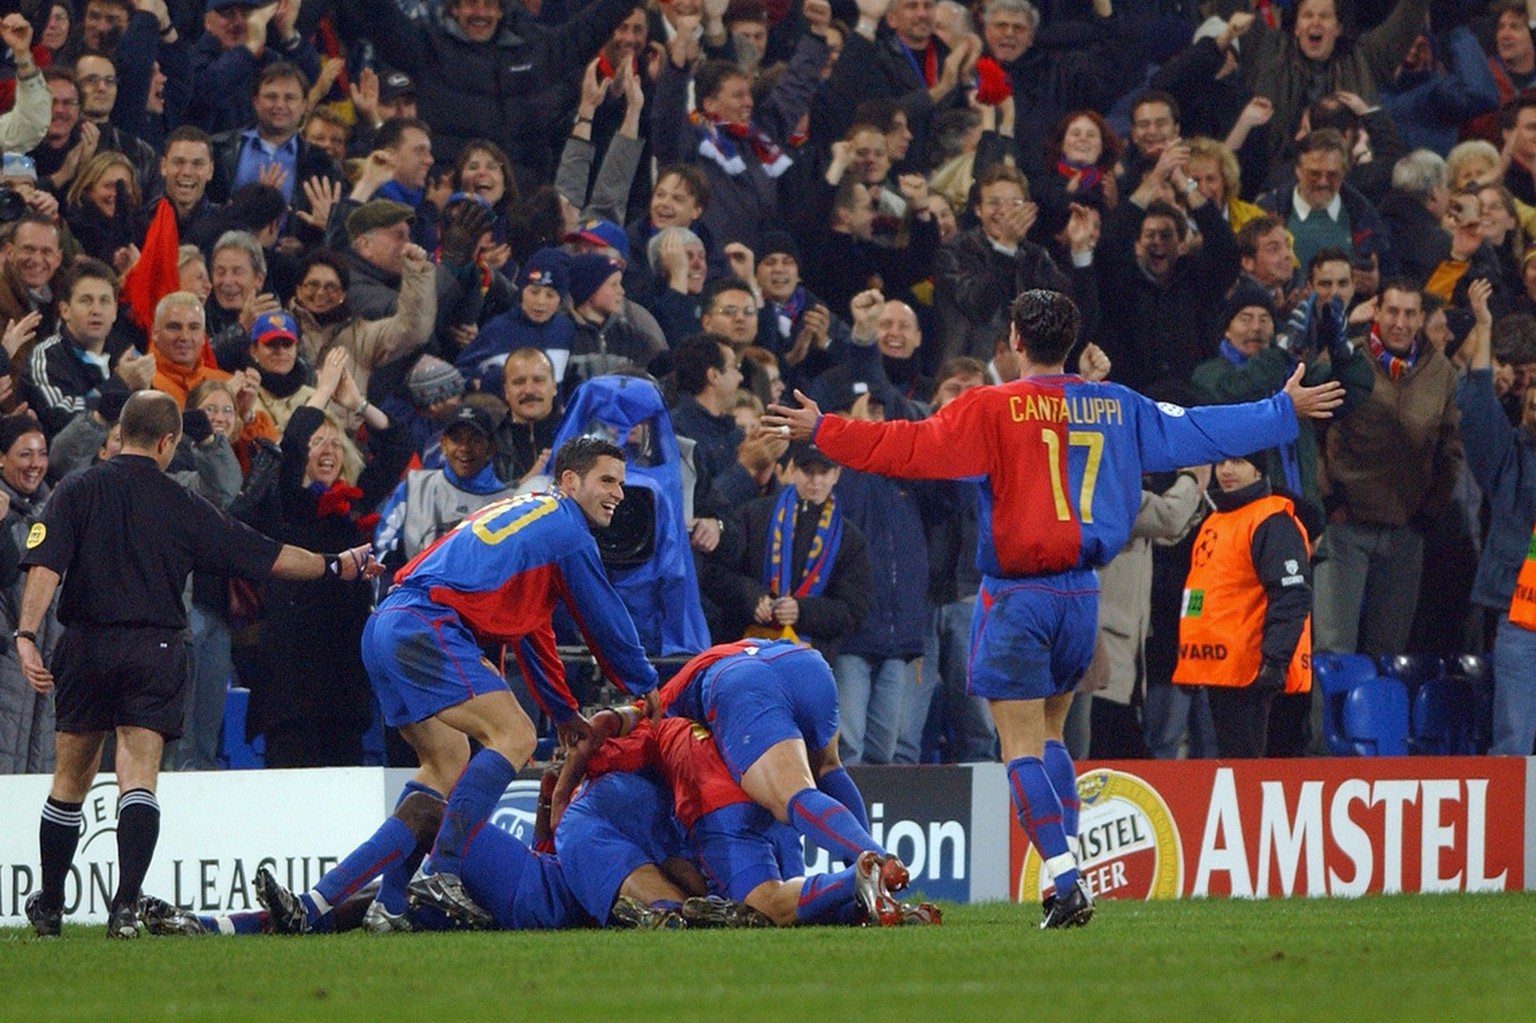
top-left (1040, 429), bottom-right (1104, 523)
top-left (472, 494), bottom-right (558, 545)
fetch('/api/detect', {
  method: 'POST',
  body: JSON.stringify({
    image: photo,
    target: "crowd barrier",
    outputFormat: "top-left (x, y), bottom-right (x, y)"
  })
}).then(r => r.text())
top-left (2, 758), bottom-right (1530, 924)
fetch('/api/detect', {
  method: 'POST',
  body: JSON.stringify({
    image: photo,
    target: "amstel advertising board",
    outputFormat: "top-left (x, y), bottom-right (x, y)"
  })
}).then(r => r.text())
top-left (1010, 758), bottom-right (1530, 901)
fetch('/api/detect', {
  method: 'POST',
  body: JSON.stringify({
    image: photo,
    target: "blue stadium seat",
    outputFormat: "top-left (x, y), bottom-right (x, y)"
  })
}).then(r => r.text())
top-left (1410, 677), bottom-right (1476, 755)
top-left (1314, 654), bottom-right (1380, 756)
top-left (218, 687), bottom-right (265, 769)
top-left (1341, 679), bottom-right (1410, 756)
top-left (1378, 653), bottom-right (1443, 693)
top-left (1445, 654), bottom-right (1494, 754)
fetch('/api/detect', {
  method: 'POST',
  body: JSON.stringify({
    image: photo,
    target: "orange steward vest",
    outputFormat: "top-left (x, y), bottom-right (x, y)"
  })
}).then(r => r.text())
top-left (1173, 494), bottom-right (1312, 694)
top-left (1509, 525), bottom-right (1536, 630)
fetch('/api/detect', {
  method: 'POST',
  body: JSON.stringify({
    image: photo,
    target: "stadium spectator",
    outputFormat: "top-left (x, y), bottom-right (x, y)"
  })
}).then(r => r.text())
top-left (1314, 279), bottom-right (1462, 660)
top-left (21, 257), bottom-right (122, 438)
top-left (1378, 150), bottom-right (1452, 287)
top-left (189, 1), bottom-right (321, 136)
top-left (74, 52), bottom-right (160, 196)
top-left (1458, 280), bottom-right (1536, 754)
top-left (1378, 26), bottom-right (1499, 156)
top-left (375, 404), bottom-right (513, 569)
top-left (245, 351), bottom-right (406, 768)
top-left (340, 198), bottom-right (414, 312)
top-left (705, 437), bottom-right (871, 654)
top-left (207, 62), bottom-right (339, 211)
top-left (1083, 468), bottom-right (1207, 760)
top-left (491, 347), bottom-right (562, 488)
top-left (1257, 128), bottom-right (1395, 276)
top-left (651, 1), bottom-right (830, 255)
top-left (934, 162), bottom-right (1096, 365)
top-left (1235, 214), bottom-right (1298, 312)
top-left (1192, 275), bottom-right (1373, 522)
top-left (149, 291), bottom-right (229, 407)
top-left (1097, 151), bottom-right (1240, 393)
top-left (343, 0), bottom-right (645, 177)
top-left (913, 356), bottom-right (994, 762)
top-left (565, 252), bottom-right (664, 390)
top-left (63, 151), bottom-right (144, 266)
top-left (752, 231), bottom-right (843, 396)
top-left (458, 248), bottom-right (571, 394)
top-left (0, 215), bottom-right (65, 369)
top-left (288, 244), bottom-right (436, 407)
top-left (159, 126), bottom-right (219, 242)
top-left (1185, 136), bottom-right (1265, 237)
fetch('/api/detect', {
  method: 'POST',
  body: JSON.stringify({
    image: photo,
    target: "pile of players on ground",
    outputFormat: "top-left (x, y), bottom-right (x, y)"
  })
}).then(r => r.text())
top-left (138, 642), bottom-right (949, 937)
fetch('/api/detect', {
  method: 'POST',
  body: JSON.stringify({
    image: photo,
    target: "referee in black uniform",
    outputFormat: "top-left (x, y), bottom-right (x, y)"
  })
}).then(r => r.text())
top-left (17, 391), bottom-right (382, 939)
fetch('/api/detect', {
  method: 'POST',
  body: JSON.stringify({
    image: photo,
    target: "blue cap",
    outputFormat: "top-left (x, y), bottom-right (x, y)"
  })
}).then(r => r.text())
top-left (251, 311), bottom-right (299, 345)
top-left (563, 217), bottom-right (629, 262)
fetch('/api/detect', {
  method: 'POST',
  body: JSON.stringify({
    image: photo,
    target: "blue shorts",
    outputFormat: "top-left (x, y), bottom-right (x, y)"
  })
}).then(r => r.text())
top-left (690, 801), bottom-right (788, 901)
top-left (556, 771), bottom-right (687, 924)
top-left (693, 645), bottom-right (840, 782)
top-left (461, 823), bottom-right (588, 931)
top-left (362, 594), bottom-right (507, 728)
top-left (967, 571), bottom-right (1099, 702)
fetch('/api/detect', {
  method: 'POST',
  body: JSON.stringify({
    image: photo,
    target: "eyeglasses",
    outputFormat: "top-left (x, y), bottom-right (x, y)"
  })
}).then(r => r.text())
top-left (199, 404), bottom-right (236, 417)
top-left (712, 304), bottom-right (756, 317)
top-left (300, 280), bottom-right (344, 294)
top-left (77, 75), bottom-right (117, 88)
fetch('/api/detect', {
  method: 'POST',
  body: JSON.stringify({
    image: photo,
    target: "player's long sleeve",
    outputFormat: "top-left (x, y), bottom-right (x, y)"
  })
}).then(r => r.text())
top-left (1129, 391), bottom-right (1299, 474)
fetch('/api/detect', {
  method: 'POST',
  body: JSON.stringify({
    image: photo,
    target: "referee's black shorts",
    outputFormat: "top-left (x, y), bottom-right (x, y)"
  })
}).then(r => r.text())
top-left (52, 625), bottom-right (188, 738)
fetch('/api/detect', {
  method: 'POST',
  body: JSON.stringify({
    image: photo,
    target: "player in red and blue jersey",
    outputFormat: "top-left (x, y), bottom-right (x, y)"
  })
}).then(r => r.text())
top-left (655, 639), bottom-right (912, 916)
top-left (573, 710), bottom-right (930, 926)
top-left (765, 290), bottom-right (1344, 928)
top-left (274, 436), bottom-right (659, 932)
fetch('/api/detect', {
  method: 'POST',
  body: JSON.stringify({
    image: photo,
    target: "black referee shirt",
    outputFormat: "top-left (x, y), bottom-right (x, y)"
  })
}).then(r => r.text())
top-left (20, 454), bottom-right (283, 629)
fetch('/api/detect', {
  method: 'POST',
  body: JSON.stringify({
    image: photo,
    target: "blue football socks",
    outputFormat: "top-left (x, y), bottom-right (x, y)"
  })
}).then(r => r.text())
top-left (787, 787), bottom-right (884, 861)
top-left (1042, 740), bottom-right (1080, 841)
top-left (433, 749), bottom-right (517, 877)
top-left (1007, 756), bottom-right (1079, 898)
top-left (795, 864), bottom-right (861, 925)
top-left (816, 767), bottom-right (870, 831)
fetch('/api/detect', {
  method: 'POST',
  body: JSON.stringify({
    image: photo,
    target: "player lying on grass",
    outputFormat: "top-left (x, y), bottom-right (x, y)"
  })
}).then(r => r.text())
top-left (557, 709), bottom-right (936, 927)
top-left (244, 768), bottom-right (760, 934)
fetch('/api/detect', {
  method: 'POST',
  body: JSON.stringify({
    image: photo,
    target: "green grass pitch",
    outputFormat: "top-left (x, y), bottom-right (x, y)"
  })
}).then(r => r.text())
top-left (4, 894), bottom-right (1533, 1022)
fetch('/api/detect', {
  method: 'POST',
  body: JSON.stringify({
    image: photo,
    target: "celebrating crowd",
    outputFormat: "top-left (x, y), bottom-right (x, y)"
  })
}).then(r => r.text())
top-left (3, 0), bottom-right (1536, 785)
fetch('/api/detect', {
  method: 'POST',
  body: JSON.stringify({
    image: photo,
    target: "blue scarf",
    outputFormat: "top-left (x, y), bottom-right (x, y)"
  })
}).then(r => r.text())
top-left (774, 285), bottom-right (807, 341)
top-left (763, 487), bottom-right (842, 598)
top-left (1219, 339), bottom-right (1250, 366)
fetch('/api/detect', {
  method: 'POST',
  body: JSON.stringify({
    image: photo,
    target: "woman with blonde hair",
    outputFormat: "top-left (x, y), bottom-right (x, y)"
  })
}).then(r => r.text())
top-left (1185, 136), bottom-right (1266, 236)
top-left (63, 151), bottom-right (144, 264)
top-left (245, 349), bottom-right (410, 767)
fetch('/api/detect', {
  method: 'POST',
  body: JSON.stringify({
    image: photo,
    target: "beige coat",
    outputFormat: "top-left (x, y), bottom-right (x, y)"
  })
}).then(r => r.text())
top-left (1084, 474), bottom-right (1206, 705)
top-left (289, 252), bottom-right (436, 399)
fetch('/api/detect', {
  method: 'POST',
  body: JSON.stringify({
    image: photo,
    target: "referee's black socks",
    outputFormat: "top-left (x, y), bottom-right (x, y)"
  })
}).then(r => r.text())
top-left (112, 789), bottom-right (160, 910)
top-left (38, 797), bottom-right (83, 912)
